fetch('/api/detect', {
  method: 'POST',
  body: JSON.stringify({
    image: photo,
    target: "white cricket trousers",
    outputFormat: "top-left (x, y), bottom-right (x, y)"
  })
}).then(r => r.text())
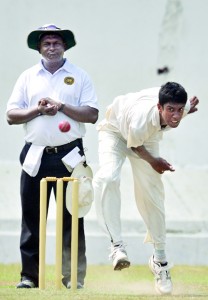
top-left (93, 130), bottom-right (166, 250)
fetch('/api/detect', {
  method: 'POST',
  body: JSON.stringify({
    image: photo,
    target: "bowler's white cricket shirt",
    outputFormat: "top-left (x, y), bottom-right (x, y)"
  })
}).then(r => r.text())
top-left (97, 87), bottom-right (190, 150)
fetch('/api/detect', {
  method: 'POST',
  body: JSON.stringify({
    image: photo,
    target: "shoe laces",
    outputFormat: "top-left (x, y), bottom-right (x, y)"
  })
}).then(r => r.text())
top-left (109, 242), bottom-right (127, 260)
top-left (153, 261), bottom-right (173, 282)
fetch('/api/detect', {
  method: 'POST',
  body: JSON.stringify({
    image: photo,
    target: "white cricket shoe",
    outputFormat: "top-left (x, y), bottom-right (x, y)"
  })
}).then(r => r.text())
top-left (149, 255), bottom-right (173, 295)
top-left (109, 242), bottom-right (130, 271)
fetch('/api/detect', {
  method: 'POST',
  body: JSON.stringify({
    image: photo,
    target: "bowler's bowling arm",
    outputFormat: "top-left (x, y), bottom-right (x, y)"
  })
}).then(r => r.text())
top-left (131, 145), bottom-right (174, 174)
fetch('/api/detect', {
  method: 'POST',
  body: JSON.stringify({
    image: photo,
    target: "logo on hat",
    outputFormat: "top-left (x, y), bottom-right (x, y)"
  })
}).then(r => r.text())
top-left (64, 77), bottom-right (75, 85)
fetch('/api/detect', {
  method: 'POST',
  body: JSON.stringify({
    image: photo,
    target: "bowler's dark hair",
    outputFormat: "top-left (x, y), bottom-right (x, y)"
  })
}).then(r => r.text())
top-left (159, 82), bottom-right (187, 106)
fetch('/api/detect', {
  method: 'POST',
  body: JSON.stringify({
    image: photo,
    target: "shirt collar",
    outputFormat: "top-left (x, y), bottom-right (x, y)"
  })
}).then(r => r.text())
top-left (36, 58), bottom-right (73, 74)
top-left (60, 59), bottom-right (73, 72)
top-left (152, 106), bottom-right (161, 129)
top-left (152, 104), bottom-right (171, 131)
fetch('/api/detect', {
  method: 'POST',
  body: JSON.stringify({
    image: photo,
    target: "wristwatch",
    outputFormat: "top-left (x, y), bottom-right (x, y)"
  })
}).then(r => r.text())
top-left (58, 102), bottom-right (65, 112)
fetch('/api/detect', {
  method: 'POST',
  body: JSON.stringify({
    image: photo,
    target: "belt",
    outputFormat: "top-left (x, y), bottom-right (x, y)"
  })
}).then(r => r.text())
top-left (26, 139), bottom-right (82, 154)
top-left (44, 139), bottom-right (82, 154)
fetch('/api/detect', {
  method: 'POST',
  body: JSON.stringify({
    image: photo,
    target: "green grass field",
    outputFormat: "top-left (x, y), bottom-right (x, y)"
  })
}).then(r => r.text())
top-left (0, 264), bottom-right (208, 300)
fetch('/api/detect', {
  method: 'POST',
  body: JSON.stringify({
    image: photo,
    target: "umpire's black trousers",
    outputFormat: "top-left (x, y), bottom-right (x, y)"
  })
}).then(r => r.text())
top-left (19, 139), bottom-right (86, 287)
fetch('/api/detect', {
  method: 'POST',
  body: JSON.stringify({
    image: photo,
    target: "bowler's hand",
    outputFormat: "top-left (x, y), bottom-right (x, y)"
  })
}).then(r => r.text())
top-left (150, 157), bottom-right (175, 174)
top-left (132, 145), bottom-right (175, 174)
top-left (188, 96), bottom-right (199, 114)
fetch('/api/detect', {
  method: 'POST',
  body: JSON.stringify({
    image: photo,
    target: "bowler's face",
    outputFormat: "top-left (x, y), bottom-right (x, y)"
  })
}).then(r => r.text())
top-left (39, 34), bottom-right (65, 63)
top-left (158, 102), bottom-right (185, 128)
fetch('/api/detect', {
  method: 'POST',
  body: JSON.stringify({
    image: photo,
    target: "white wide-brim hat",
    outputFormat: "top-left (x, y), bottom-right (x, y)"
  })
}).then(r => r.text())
top-left (66, 162), bottom-right (93, 218)
top-left (27, 24), bottom-right (76, 51)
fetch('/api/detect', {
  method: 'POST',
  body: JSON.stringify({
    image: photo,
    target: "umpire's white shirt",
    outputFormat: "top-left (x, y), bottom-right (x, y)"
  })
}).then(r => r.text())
top-left (7, 59), bottom-right (98, 146)
top-left (7, 59), bottom-right (98, 176)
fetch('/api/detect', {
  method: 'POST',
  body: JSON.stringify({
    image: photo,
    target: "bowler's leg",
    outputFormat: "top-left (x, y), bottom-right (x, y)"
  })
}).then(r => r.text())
top-left (129, 156), bottom-right (166, 248)
top-left (93, 131), bottom-right (126, 242)
top-left (93, 131), bottom-right (130, 270)
top-left (129, 154), bottom-right (173, 294)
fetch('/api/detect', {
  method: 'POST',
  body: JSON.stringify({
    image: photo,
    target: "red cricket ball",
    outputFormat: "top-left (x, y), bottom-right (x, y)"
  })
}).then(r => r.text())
top-left (58, 121), bottom-right (71, 132)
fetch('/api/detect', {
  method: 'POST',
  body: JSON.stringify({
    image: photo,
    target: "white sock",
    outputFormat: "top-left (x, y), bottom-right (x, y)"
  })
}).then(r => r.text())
top-left (153, 249), bottom-right (167, 264)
